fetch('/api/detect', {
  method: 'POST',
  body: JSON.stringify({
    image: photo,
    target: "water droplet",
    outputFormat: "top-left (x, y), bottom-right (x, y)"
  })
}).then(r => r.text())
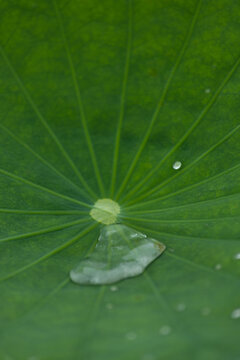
top-left (106, 303), bottom-right (113, 310)
top-left (126, 332), bottom-right (137, 340)
top-left (70, 224), bottom-right (165, 285)
top-left (176, 303), bottom-right (186, 312)
top-left (234, 253), bottom-right (240, 260)
top-left (159, 325), bottom-right (171, 335)
top-left (110, 285), bottom-right (118, 292)
top-left (205, 88), bottom-right (211, 94)
top-left (231, 308), bottom-right (240, 319)
top-left (201, 307), bottom-right (211, 316)
top-left (215, 264), bottom-right (222, 270)
top-left (142, 355), bottom-right (155, 360)
top-left (172, 161), bottom-right (182, 170)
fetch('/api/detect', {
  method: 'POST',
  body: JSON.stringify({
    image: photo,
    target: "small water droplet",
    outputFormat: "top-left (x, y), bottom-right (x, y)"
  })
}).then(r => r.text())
top-left (201, 307), bottom-right (211, 316)
top-left (142, 354), bottom-right (155, 360)
top-left (172, 161), bottom-right (182, 170)
top-left (159, 325), bottom-right (171, 335)
top-left (126, 332), bottom-right (137, 340)
top-left (110, 285), bottom-right (118, 292)
top-left (234, 253), bottom-right (240, 260)
top-left (176, 303), bottom-right (186, 312)
top-left (231, 308), bottom-right (240, 319)
top-left (215, 264), bottom-right (222, 270)
top-left (205, 88), bottom-right (211, 94)
top-left (106, 303), bottom-right (113, 310)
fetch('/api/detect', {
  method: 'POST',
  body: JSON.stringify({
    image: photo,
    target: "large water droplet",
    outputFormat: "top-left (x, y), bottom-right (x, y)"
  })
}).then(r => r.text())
top-left (234, 253), bottom-right (240, 260)
top-left (70, 224), bottom-right (165, 285)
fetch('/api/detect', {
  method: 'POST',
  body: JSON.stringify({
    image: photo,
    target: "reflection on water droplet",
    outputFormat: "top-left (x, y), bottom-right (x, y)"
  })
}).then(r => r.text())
top-left (215, 264), bottom-right (222, 270)
top-left (110, 285), bottom-right (118, 292)
top-left (201, 307), bottom-right (211, 316)
top-left (205, 88), bottom-right (211, 94)
top-left (106, 303), bottom-right (113, 310)
top-left (70, 224), bottom-right (165, 285)
top-left (172, 161), bottom-right (182, 170)
top-left (231, 308), bottom-right (240, 319)
top-left (159, 325), bottom-right (171, 335)
top-left (176, 303), bottom-right (186, 312)
top-left (234, 253), bottom-right (240, 260)
top-left (126, 332), bottom-right (137, 340)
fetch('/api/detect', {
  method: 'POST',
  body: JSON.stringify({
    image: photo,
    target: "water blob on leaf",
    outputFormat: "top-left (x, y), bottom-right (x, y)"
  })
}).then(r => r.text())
top-left (126, 332), bottom-right (137, 340)
top-left (159, 325), bottom-right (171, 335)
top-left (70, 224), bottom-right (165, 285)
top-left (172, 161), bottom-right (182, 170)
top-left (110, 285), bottom-right (118, 292)
top-left (234, 253), bottom-right (240, 260)
top-left (231, 308), bottom-right (240, 319)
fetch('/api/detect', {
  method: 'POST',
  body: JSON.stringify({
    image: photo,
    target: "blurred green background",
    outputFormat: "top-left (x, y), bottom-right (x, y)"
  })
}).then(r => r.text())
top-left (0, 0), bottom-right (240, 359)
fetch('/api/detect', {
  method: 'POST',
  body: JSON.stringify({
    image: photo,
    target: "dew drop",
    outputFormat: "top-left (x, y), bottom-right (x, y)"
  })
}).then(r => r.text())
top-left (126, 332), bottom-right (137, 340)
top-left (159, 325), bottom-right (171, 335)
top-left (215, 263), bottom-right (222, 270)
top-left (70, 224), bottom-right (165, 285)
top-left (176, 303), bottom-right (186, 312)
top-left (106, 303), bottom-right (113, 310)
top-left (234, 253), bottom-right (240, 260)
top-left (231, 308), bottom-right (240, 319)
top-left (205, 88), bottom-right (211, 94)
top-left (142, 354), bottom-right (155, 360)
top-left (172, 161), bottom-right (182, 170)
top-left (201, 307), bottom-right (211, 316)
top-left (110, 285), bottom-right (118, 292)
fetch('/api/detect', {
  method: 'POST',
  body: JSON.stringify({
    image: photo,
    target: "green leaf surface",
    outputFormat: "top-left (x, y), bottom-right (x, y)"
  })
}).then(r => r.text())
top-left (0, 0), bottom-right (240, 359)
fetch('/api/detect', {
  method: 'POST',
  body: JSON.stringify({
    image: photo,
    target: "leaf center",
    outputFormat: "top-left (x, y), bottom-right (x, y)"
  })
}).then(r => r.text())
top-left (90, 198), bottom-right (120, 225)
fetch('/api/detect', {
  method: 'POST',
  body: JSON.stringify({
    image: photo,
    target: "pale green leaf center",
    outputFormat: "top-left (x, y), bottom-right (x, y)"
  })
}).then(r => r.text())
top-left (90, 198), bottom-right (120, 225)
